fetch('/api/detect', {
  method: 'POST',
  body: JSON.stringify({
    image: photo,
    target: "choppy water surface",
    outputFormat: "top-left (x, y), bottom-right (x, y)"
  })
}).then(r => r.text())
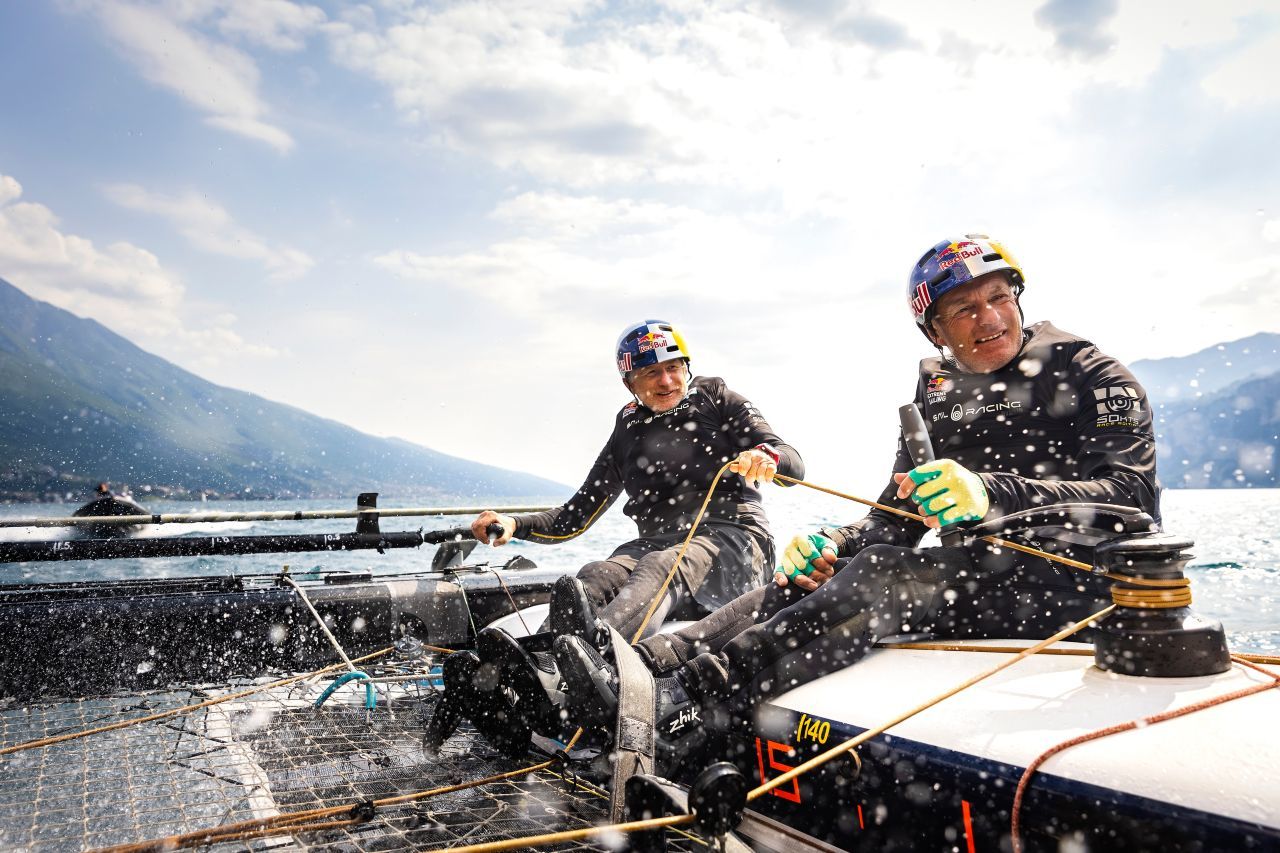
top-left (1, 487), bottom-right (1276, 653)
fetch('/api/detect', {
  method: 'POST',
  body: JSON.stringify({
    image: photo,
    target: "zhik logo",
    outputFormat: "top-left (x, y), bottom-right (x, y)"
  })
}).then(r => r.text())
top-left (666, 706), bottom-right (702, 735)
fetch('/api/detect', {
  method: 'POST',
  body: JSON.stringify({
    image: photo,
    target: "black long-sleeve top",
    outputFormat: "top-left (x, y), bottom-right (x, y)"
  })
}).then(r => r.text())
top-left (828, 322), bottom-right (1160, 557)
top-left (512, 376), bottom-right (803, 543)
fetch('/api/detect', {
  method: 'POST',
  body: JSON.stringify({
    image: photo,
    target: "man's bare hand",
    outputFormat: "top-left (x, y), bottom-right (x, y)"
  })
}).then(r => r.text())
top-left (729, 448), bottom-right (778, 489)
top-left (470, 510), bottom-right (516, 545)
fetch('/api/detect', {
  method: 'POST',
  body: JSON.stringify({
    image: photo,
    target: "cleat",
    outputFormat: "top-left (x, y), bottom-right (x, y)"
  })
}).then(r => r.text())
top-left (549, 575), bottom-right (609, 652)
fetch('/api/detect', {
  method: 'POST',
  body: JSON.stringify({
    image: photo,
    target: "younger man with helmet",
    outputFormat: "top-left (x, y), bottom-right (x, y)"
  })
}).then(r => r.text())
top-left (428, 319), bottom-right (803, 754)
top-left (555, 237), bottom-right (1160, 766)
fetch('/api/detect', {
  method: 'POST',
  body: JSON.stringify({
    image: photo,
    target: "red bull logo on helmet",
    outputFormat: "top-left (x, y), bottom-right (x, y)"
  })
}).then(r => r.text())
top-left (936, 240), bottom-right (984, 272)
top-left (910, 281), bottom-right (933, 317)
top-left (637, 331), bottom-right (668, 354)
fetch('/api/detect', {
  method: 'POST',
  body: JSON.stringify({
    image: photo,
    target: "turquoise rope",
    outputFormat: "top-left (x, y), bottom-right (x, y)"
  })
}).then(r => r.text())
top-left (314, 670), bottom-right (375, 710)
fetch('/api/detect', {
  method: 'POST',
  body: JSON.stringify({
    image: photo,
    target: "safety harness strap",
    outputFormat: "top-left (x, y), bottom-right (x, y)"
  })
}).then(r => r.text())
top-left (608, 625), bottom-right (656, 822)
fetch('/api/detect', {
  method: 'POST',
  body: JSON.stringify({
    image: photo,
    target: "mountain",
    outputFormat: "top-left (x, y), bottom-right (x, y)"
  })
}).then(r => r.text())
top-left (1130, 333), bottom-right (1280, 489)
top-left (1151, 371), bottom-right (1279, 488)
top-left (0, 278), bottom-right (565, 502)
top-left (1129, 332), bottom-right (1280, 403)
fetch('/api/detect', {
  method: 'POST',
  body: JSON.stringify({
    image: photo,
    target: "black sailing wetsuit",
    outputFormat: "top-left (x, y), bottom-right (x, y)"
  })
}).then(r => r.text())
top-left (638, 323), bottom-right (1160, 704)
top-left (511, 376), bottom-right (804, 640)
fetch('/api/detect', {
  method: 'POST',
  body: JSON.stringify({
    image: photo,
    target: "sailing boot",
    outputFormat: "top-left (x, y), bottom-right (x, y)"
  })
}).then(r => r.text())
top-left (423, 650), bottom-right (479, 755)
top-left (548, 575), bottom-right (610, 653)
top-left (426, 647), bottom-right (532, 758)
top-left (554, 634), bottom-right (712, 774)
top-left (475, 626), bottom-right (571, 744)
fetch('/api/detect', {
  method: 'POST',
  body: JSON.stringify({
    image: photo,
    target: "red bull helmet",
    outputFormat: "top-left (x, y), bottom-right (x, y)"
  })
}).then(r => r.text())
top-left (908, 234), bottom-right (1024, 332)
top-left (615, 320), bottom-right (691, 377)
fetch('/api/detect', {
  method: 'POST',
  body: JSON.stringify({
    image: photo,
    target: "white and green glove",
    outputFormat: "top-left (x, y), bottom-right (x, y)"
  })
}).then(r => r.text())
top-left (907, 460), bottom-right (989, 527)
top-left (778, 533), bottom-right (836, 578)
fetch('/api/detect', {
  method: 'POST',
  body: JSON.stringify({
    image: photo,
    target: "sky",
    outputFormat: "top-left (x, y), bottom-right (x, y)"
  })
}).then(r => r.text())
top-left (1, 0), bottom-right (1278, 496)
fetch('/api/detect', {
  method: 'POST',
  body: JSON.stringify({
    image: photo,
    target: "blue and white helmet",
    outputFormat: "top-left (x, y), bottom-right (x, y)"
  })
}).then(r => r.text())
top-left (615, 320), bottom-right (691, 377)
top-left (908, 234), bottom-right (1024, 331)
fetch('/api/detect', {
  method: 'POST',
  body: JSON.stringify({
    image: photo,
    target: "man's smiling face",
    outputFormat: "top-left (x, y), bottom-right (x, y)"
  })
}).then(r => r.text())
top-left (626, 359), bottom-right (690, 411)
top-left (926, 273), bottom-right (1023, 374)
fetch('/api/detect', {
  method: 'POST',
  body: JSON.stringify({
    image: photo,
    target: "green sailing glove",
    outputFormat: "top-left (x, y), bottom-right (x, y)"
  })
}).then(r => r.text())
top-left (907, 460), bottom-right (989, 527)
top-left (778, 533), bottom-right (836, 578)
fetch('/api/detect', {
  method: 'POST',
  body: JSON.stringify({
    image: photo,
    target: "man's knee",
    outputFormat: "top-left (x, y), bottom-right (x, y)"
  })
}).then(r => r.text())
top-left (576, 560), bottom-right (629, 605)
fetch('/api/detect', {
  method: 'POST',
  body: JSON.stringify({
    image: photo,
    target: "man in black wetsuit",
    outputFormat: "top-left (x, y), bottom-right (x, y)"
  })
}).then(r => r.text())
top-left (426, 318), bottom-right (803, 753)
top-left (555, 235), bottom-right (1160, 765)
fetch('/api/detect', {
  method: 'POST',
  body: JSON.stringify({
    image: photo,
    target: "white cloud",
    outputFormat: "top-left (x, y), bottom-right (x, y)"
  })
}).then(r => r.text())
top-left (0, 175), bottom-right (21, 206)
top-left (0, 174), bottom-right (276, 367)
top-left (215, 0), bottom-right (326, 51)
top-left (320, 0), bottom-right (1278, 207)
top-left (1203, 29), bottom-right (1280, 107)
top-left (102, 182), bottom-right (314, 280)
top-left (81, 0), bottom-right (296, 152)
top-left (375, 192), bottom-right (802, 315)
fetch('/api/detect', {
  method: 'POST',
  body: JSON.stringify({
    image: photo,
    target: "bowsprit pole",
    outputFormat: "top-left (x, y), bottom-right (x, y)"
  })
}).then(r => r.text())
top-left (0, 501), bottom-right (557, 529)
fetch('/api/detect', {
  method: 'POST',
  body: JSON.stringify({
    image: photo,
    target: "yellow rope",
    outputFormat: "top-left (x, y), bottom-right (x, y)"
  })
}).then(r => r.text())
top-left (773, 473), bottom-right (1192, 598)
top-left (94, 757), bottom-right (564, 853)
top-left (630, 460), bottom-right (735, 644)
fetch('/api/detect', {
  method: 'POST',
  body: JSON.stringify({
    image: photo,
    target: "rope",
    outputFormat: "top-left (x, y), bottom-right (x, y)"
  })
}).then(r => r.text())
top-left (773, 473), bottom-right (1191, 596)
top-left (0, 647), bottom-right (393, 757)
top-left (746, 604), bottom-right (1115, 803)
top-left (887, 643), bottom-right (1280, 666)
top-left (887, 641), bottom-right (1095, 656)
top-left (630, 460), bottom-right (734, 644)
top-left (94, 757), bottom-right (566, 852)
top-left (1108, 582), bottom-right (1192, 609)
top-left (280, 572), bottom-right (358, 670)
top-left (489, 568), bottom-right (532, 636)
top-left (1009, 654), bottom-right (1280, 853)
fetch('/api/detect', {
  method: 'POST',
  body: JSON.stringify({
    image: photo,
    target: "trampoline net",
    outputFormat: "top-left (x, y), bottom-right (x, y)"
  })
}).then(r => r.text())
top-left (0, 659), bottom-right (711, 852)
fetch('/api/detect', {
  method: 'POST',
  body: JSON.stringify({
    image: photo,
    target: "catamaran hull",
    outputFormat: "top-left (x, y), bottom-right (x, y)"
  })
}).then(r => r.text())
top-left (713, 642), bottom-right (1280, 852)
top-left (0, 568), bottom-right (565, 699)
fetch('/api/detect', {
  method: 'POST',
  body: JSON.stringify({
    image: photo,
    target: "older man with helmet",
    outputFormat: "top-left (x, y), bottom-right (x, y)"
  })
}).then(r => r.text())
top-left (426, 319), bottom-right (803, 755)
top-left (554, 236), bottom-right (1161, 769)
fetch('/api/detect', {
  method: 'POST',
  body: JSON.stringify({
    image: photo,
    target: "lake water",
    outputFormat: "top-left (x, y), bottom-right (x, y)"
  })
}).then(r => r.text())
top-left (1, 487), bottom-right (1277, 654)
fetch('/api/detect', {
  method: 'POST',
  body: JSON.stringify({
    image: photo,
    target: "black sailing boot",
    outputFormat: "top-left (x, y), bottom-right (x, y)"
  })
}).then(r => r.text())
top-left (549, 575), bottom-right (611, 653)
top-left (424, 646), bottom-right (533, 758)
top-left (553, 634), bottom-right (711, 774)
top-left (475, 626), bottom-right (570, 744)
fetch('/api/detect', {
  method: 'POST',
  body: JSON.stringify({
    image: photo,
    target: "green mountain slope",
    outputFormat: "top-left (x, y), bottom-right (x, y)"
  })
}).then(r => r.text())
top-left (0, 278), bottom-right (564, 502)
